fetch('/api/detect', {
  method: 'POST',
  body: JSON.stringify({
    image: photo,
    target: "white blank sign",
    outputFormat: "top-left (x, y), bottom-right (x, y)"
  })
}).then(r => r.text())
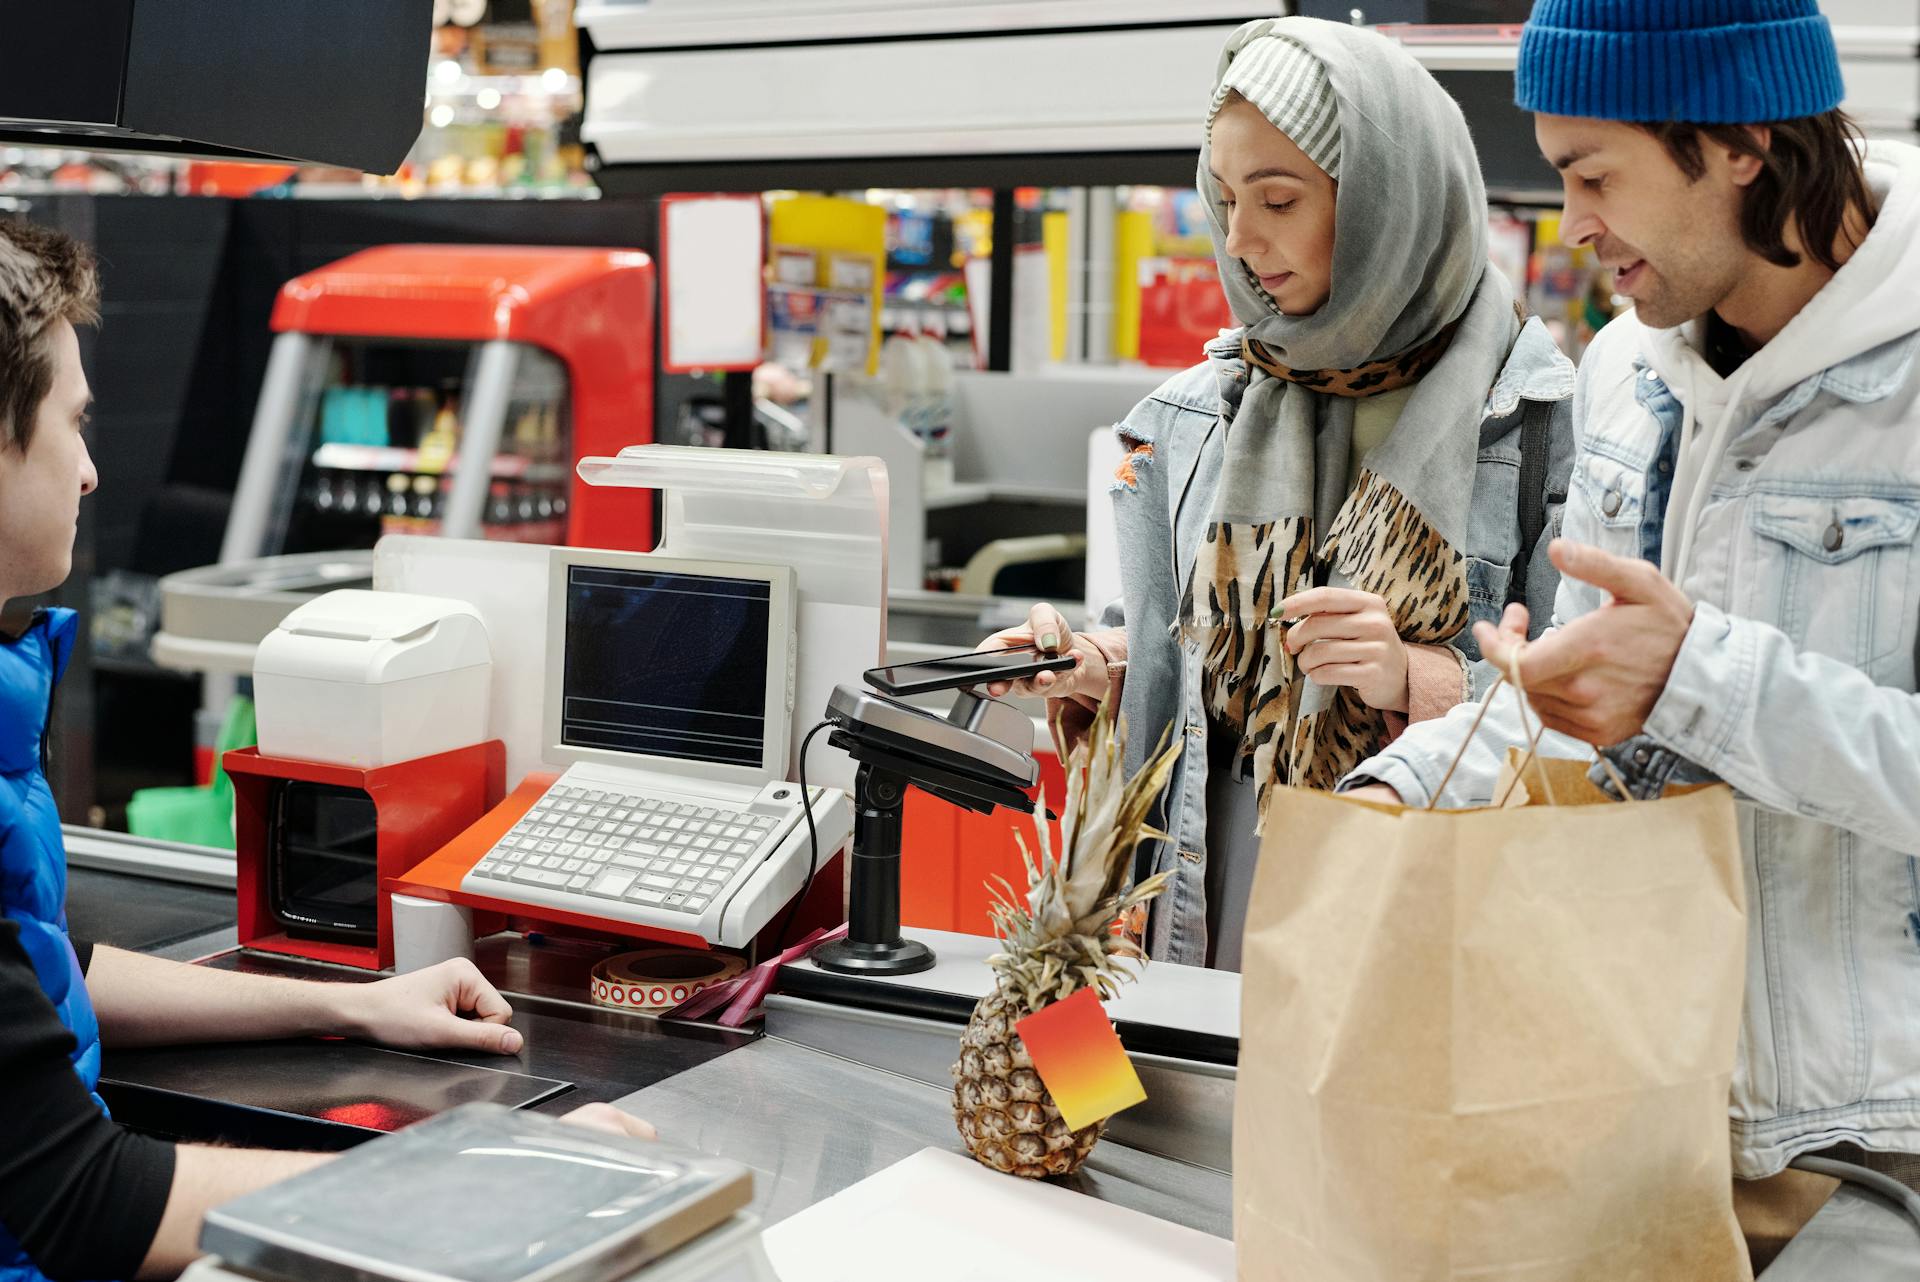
top-left (663, 194), bottom-right (764, 372)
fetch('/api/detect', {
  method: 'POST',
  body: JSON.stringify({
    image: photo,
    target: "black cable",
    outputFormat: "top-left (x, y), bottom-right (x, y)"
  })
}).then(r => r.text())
top-left (774, 719), bottom-right (834, 951)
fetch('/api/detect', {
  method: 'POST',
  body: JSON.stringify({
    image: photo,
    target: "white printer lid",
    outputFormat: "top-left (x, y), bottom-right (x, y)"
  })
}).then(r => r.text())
top-left (255, 590), bottom-right (491, 685)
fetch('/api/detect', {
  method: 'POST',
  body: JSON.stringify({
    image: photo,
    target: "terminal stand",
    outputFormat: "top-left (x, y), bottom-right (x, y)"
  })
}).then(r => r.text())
top-left (812, 683), bottom-right (1039, 977)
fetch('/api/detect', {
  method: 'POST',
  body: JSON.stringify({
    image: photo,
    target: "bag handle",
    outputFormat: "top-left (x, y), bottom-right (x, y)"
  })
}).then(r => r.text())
top-left (1422, 644), bottom-right (1637, 811)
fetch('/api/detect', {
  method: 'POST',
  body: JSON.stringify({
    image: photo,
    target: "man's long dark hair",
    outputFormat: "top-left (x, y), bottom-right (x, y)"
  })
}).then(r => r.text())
top-left (1642, 110), bottom-right (1875, 273)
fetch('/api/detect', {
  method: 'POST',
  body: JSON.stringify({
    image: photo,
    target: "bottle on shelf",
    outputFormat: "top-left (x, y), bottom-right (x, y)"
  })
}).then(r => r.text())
top-left (410, 474), bottom-right (442, 533)
top-left (485, 480), bottom-right (515, 540)
top-left (417, 387), bottom-right (461, 474)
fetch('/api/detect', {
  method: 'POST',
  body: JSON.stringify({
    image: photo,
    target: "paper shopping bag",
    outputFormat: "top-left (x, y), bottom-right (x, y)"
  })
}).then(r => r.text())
top-left (1234, 765), bottom-right (1749, 1281)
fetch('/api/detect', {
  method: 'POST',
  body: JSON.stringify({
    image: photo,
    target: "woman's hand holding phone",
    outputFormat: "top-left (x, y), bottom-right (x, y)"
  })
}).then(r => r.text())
top-left (977, 603), bottom-right (1124, 702)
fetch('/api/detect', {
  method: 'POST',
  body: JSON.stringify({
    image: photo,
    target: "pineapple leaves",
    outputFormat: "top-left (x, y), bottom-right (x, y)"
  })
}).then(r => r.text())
top-left (984, 700), bottom-right (1184, 1004)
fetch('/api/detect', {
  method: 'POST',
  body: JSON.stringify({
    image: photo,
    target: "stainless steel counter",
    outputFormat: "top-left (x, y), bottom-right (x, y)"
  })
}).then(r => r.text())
top-left (68, 835), bottom-right (1234, 1247)
top-left (609, 1036), bottom-right (1232, 1239)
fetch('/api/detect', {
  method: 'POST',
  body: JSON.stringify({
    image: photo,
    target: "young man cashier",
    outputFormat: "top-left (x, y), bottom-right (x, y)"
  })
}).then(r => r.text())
top-left (1344, 0), bottom-right (1920, 1247)
top-left (0, 221), bottom-right (651, 1282)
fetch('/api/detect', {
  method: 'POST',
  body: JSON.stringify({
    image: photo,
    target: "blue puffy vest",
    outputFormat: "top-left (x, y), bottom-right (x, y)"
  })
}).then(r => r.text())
top-left (1, 608), bottom-right (108, 1282)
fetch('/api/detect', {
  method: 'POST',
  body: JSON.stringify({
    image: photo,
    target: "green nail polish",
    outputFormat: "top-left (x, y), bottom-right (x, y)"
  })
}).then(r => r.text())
top-left (1041, 632), bottom-right (1059, 651)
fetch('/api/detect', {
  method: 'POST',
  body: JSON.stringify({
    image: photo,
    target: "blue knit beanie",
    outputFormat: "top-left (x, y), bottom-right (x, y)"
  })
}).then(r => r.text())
top-left (1517, 0), bottom-right (1845, 124)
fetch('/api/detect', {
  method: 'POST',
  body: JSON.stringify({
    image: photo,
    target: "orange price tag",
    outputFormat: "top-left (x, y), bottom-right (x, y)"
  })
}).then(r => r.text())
top-left (1014, 987), bottom-right (1147, 1132)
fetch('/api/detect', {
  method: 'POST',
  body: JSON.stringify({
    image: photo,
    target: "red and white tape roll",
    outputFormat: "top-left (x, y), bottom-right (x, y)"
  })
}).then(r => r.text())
top-left (589, 949), bottom-right (747, 1012)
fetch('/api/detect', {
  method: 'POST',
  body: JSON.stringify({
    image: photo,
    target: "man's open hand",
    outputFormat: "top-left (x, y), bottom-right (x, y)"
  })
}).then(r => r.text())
top-left (1476, 540), bottom-right (1693, 747)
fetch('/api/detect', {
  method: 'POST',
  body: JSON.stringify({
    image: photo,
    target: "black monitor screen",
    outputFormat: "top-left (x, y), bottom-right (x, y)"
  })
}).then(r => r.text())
top-left (561, 565), bottom-right (772, 768)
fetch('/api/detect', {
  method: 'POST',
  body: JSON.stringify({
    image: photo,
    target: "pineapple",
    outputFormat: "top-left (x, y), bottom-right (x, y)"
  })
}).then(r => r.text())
top-left (952, 701), bottom-right (1181, 1178)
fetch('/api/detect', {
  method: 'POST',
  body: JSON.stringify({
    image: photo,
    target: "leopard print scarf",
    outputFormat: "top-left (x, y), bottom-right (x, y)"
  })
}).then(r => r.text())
top-left (1242, 316), bottom-right (1460, 397)
top-left (1187, 18), bottom-right (1521, 825)
top-left (1181, 328), bottom-right (1474, 810)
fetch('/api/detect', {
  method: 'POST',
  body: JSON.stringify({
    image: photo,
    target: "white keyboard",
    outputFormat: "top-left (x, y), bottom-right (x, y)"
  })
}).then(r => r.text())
top-left (460, 766), bottom-right (851, 949)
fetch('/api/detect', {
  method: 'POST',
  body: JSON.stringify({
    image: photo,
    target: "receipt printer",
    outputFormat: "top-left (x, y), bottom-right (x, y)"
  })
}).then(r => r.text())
top-left (254, 590), bottom-right (492, 769)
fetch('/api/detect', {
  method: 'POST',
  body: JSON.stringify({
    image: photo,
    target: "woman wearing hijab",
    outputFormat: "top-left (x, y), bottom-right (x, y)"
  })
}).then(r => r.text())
top-left (983, 17), bottom-right (1576, 970)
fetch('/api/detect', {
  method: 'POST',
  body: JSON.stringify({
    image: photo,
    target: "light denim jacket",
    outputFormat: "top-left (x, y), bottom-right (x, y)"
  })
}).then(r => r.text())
top-left (1105, 318), bottom-right (1575, 966)
top-left (1348, 298), bottom-right (1920, 1177)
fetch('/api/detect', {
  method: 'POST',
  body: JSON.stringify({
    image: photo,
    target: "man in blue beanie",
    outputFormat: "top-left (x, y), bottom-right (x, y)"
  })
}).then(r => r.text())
top-left (0, 219), bottom-right (654, 1281)
top-left (1343, 0), bottom-right (1920, 1259)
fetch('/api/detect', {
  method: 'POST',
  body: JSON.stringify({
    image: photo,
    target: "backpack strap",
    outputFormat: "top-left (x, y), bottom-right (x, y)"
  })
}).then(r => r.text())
top-left (1509, 407), bottom-right (1552, 607)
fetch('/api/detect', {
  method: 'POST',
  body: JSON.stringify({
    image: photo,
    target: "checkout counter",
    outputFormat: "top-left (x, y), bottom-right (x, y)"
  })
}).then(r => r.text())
top-left (65, 831), bottom-right (1235, 1269)
top-left (67, 447), bottom-right (1234, 1278)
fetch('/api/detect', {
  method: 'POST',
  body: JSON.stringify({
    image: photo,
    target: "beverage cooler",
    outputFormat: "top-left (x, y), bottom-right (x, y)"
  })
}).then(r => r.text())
top-left (154, 244), bottom-right (657, 679)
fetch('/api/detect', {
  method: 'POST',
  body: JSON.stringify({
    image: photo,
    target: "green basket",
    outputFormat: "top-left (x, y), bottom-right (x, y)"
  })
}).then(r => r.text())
top-left (126, 696), bottom-right (256, 850)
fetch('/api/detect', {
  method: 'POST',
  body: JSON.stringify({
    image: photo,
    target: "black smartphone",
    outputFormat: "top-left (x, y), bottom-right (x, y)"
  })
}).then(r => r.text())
top-left (865, 644), bottom-right (1077, 697)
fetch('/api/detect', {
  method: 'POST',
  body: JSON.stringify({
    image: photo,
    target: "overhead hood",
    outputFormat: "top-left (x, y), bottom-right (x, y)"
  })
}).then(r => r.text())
top-left (0, 0), bottom-right (433, 173)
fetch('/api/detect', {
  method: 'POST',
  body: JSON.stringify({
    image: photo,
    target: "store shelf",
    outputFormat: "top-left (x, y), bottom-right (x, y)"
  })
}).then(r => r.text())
top-left (578, 0), bottom-right (1269, 49)
top-left (312, 443), bottom-right (570, 482)
top-left (584, 23), bottom-right (1237, 166)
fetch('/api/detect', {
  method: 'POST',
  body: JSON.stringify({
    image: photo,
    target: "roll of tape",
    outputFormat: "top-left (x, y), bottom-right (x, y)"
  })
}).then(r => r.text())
top-left (589, 949), bottom-right (748, 1012)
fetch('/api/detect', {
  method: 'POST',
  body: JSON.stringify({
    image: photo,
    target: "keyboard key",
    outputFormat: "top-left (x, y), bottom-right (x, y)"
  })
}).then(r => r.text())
top-left (585, 833), bottom-right (606, 847)
top-left (666, 818), bottom-right (687, 831)
top-left (591, 805), bottom-right (612, 818)
top-left (611, 854), bottom-right (650, 871)
top-left (669, 862), bottom-right (692, 875)
top-left (695, 808), bottom-right (716, 820)
top-left (542, 855), bottom-right (566, 870)
top-left (603, 837), bottom-right (625, 851)
top-left (684, 895), bottom-right (710, 911)
top-left (589, 870), bottom-right (637, 898)
top-left (585, 791), bottom-right (606, 803)
top-left (512, 866), bottom-right (570, 887)
top-left (616, 824), bottom-right (636, 836)
top-left (662, 892), bottom-right (688, 908)
top-left (628, 842), bottom-right (662, 859)
top-left (678, 876), bottom-right (704, 892)
top-left (693, 838), bottom-right (714, 851)
top-left (558, 842), bottom-right (583, 856)
top-left (561, 859), bottom-right (583, 872)
top-left (641, 873), bottom-right (677, 890)
top-left (568, 875), bottom-right (591, 890)
top-left (719, 855), bottom-right (743, 869)
top-left (474, 861), bottom-right (501, 876)
top-left (723, 826), bottom-right (745, 839)
top-left (599, 820), bottom-right (620, 833)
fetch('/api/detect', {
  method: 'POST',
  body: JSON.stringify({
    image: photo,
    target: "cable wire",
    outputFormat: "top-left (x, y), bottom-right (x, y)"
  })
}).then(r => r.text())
top-left (774, 719), bottom-right (834, 951)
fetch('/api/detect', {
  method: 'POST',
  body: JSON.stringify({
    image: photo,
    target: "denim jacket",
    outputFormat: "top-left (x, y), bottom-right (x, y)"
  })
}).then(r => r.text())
top-left (1105, 317), bottom-right (1575, 967)
top-left (1343, 142), bottom-right (1920, 1178)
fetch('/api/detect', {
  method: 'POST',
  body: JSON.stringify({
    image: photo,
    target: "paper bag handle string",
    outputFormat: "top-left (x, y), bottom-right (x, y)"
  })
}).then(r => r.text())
top-left (1423, 643), bottom-right (1635, 810)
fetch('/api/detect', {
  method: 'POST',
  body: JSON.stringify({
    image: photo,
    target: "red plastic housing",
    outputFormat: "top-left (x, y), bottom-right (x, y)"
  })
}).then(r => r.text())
top-left (270, 244), bottom-right (657, 552)
top-left (227, 741), bottom-right (507, 970)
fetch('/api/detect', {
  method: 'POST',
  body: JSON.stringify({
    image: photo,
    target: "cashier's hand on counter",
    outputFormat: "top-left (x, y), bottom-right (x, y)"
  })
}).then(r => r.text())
top-left (344, 958), bottom-right (525, 1056)
top-left (980, 603), bottom-right (1126, 702)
